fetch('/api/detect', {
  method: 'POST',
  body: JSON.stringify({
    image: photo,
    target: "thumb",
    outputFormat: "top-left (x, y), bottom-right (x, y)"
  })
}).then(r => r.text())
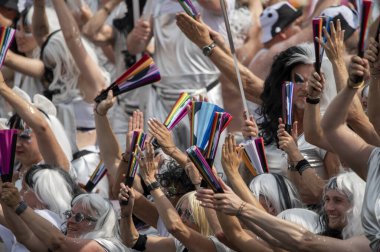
top-left (217, 176), bottom-right (231, 192)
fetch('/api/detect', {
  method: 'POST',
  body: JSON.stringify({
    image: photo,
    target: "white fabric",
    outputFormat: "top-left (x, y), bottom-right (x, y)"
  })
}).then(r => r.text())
top-left (0, 209), bottom-right (63, 252)
top-left (173, 236), bottom-right (235, 252)
top-left (362, 147), bottom-right (380, 252)
top-left (157, 216), bottom-right (170, 237)
top-left (94, 237), bottom-right (129, 252)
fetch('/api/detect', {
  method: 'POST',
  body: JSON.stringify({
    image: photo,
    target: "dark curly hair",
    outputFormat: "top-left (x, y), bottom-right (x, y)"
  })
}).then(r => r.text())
top-left (258, 44), bottom-right (313, 145)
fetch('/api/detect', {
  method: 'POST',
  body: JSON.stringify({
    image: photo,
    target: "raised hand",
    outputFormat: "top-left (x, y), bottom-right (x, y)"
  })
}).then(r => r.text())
top-left (348, 56), bottom-right (370, 89)
top-left (126, 110), bottom-right (144, 153)
top-left (119, 183), bottom-right (135, 217)
top-left (308, 72), bottom-right (325, 99)
top-left (136, 143), bottom-right (157, 184)
top-left (147, 118), bottom-right (176, 156)
top-left (221, 134), bottom-right (242, 176)
top-left (131, 19), bottom-right (151, 42)
top-left (317, 20), bottom-right (345, 64)
top-left (213, 178), bottom-right (246, 216)
top-left (95, 90), bottom-right (115, 116)
top-left (1, 183), bottom-right (22, 209)
top-left (277, 118), bottom-right (299, 157)
top-left (241, 110), bottom-right (258, 139)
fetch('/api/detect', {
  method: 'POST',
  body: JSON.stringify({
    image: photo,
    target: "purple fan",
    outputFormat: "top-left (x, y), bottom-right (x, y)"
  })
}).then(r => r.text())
top-left (0, 130), bottom-right (18, 182)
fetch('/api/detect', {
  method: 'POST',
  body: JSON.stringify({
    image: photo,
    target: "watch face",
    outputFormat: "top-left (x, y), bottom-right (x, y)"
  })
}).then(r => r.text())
top-left (203, 47), bottom-right (212, 56)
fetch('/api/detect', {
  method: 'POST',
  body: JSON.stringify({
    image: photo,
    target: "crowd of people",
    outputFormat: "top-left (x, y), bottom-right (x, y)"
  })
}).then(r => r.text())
top-left (0, 0), bottom-right (378, 251)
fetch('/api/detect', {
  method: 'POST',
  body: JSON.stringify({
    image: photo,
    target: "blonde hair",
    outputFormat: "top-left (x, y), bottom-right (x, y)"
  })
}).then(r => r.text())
top-left (176, 191), bottom-right (213, 236)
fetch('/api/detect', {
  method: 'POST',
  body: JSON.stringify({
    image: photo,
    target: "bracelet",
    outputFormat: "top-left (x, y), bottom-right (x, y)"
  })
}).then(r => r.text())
top-left (236, 201), bottom-right (247, 217)
top-left (295, 159), bottom-right (311, 175)
top-left (132, 234), bottom-right (147, 251)
top-left (306, 97), bottom-right (320, 104)
top-left (347, 79), bottom-right (365, 89)
top-left (15, 201), bottom-right (28, 215)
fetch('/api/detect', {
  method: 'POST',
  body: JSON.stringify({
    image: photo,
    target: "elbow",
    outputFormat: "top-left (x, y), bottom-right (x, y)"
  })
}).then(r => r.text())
top-left (166, 219), bottom-right (186, 236)
top-left (33, 119), bottom-right (50, 135)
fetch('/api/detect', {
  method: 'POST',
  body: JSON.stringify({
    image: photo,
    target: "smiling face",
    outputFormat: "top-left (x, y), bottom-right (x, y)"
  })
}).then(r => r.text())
top-left (66, 203), bottom-right (98, 238)
top-left (290, 64), bottom-right (314, 110)
top-left (15, 19), bottom-right (38, 55)
top-left (324, 189), bottom-right (351, 231)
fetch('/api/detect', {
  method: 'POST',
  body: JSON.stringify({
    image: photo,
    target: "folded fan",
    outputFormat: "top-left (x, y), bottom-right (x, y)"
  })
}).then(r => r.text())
top-left (177, 0), bottom-right (199, 19)
top-left (282, 82), bottom-right (294, 133)
top-left (164, 92), bottom-right (192, 130)
top-left (357, 0), bottom-right (372, 57)
top-left (186, 145), bottom-right (223, 193)
top-left (125, 131), bottom-right (147, 187)
top-left (0, 129), bottom-right (17, 182)
top-left (312, 17), bottom-right (323, 74)
top-left (0, 27), bottom-right (15, 68)
top-left (84, 161), bottom-right (107, 193)
top-left (242, 137), bottom-right (269, 176)
top-left (95, 54), bottom-right (161, 103)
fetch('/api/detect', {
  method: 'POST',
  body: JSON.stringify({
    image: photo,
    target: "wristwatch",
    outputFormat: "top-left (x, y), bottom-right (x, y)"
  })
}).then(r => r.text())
top-left (202, 42), bottom-right (216, 56)
top-left (146, 181), bottom-right (160, 193)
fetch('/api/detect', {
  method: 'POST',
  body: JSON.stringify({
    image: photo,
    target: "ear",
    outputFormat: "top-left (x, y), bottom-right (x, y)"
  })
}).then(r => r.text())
top-left (279, 32), bottom-right (287, 40)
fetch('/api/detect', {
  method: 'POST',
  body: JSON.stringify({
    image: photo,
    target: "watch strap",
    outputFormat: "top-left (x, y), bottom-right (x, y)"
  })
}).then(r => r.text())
top-left (146, 181), bottom-right (160, 193)
top-left (202, 41), bottom-right (216, 56)
top-left (15, 201), bottom-right (28, 215)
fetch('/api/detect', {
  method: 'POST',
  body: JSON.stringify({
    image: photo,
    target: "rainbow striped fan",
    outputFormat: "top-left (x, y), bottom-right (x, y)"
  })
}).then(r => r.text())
top-left (242, 137), bottom-right (269, 176)
top-left (0, 129), bottom-right (17, 182)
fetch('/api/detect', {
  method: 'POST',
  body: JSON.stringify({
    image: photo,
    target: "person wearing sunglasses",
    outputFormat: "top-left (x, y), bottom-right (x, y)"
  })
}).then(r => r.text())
top-left (0, 164), bottom-right (81, 251)
top-left (0, 185), bottom-right (127, 252)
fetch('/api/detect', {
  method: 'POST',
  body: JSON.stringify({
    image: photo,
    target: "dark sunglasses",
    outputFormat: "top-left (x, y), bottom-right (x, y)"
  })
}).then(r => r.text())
top-left (63, 210), bottom-right (97, 223)
top-left (177, 208), bottom-right (194, 222)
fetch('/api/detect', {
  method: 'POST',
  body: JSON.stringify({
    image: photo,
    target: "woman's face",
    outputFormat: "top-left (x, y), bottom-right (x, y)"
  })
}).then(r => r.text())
top-left (177, 198), bottom-right (199, 232)
top-left (290, 64), bottom-right (314, 110)
top-left (15, 128), bottom-right (42, 166)
top-left (259, 194), bottom-right (277, 215)
top-left (15, 20), bottom-right (38, 54)
top-left (66, 203), bottom-right (98, 238)
top-left (324, 189), bottom-right (351, 230)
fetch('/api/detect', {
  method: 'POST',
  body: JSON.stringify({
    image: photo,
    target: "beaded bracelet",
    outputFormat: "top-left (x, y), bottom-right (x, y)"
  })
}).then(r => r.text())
top-left (236, 201), bottom-right (247, 217)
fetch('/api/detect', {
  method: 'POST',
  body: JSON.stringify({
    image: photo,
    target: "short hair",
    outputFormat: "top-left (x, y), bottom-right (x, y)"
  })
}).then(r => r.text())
top-left (249, 173), bottom-right (303, 214)
top-left (25, 164), bottom-right (81, 218)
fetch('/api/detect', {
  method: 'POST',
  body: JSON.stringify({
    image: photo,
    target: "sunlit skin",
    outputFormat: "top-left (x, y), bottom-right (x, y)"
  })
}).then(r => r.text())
top-left (291, 64), bottom-right (314, 110)
top-left (66, 204), bottom-right (98, 238)
top-left (324, 189), bottom-right (351, 231)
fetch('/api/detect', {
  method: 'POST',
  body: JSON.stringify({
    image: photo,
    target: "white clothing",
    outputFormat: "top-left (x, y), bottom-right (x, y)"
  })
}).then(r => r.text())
top-left (94, 237), bottom-right (129, 252)
top-left (362, 147), bottom-right (380, 252)
top-left (174, 236), bottom-right (235, 252)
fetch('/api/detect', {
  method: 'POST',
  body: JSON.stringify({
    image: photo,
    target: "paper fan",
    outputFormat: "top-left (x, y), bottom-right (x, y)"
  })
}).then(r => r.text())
top-left (282, 82), bottom-right (294, 133)
top-left (312, 17), bottom-right (323, 74)
top-left (84, 161), bottom-right (107, 193)
top-left (124, 131), bottom-right (147, 187)
top-left (0, 129), bottom-right (17, 182)
top-left (242, 137), bottom-right (269, 176)
top-left (95, 54), bottom-right (161, 103)
top-left (186, 145), bottom-right (223, 193)
top-left (357, 0), bottom-right (372, 57)
top-left (164, 92), bottom-right (192, 130)
top-left (177, 0), bottom-right (199, 19)
top-left (0, 27), bottom-right (15, 68)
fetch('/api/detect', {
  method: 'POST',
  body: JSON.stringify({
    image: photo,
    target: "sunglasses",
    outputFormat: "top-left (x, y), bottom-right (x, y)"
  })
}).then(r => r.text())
top-left (177, 208), bottom-right (195, 223)
top-left (63, 210), bottom-right (98, 223)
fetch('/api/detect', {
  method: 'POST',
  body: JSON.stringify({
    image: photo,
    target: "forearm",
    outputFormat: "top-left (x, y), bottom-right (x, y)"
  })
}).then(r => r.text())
top-left (4, 51), bottom-right (45, 80)
top-left (226, 172), bottom-right (265, 210)
top-left (167, 147), bottom-right (187, 168)
top-left (239, 204), bottom-right (314, 251)
top-left (198, 0), bottom-right (222, 14)
top-left (368, 75), bottom-right (380, 136)
top-left (131, 194), bottom-right (159, 228)
top-left (2, 204), bottom-right (47, 251)
top-left (120, 214), bottom-right (139, 247)
top-left (82, 0), bottom-right (120, 38)
top-left (94, 112), bottom-right (121, 182)
top-left (32, 1), bottom-right (50, 45)
top-left (304, 103), bottom-right (333, 151)
top-left (126, 32), bottom-right (150, 55)
top-left (209, 46), bottom-right (264, 104)
top-left (52, 0), bottom-right (106, 100)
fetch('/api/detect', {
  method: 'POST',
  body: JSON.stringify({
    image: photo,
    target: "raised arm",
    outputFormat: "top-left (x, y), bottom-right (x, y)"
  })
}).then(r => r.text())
top-left (1, 183), bottom-right (106, 252)
top-left (176, 12), bottom-right (264, 104)
top-left (366, 36), bottom-right (380, 136)
top-left (82, 0), bottom-right (123, 44)
top-left (137, 143), bottom-right (217, 252)
top-left (4, 51), bottom-right (45, 80)
top-left (126, 16), bottom-right (153, 55)
top-left (51, 0), bottom-right (106, 102)
top-left (321, 57), bottom-right (375, 180)
top-left (94, 91), bottom-right (121, 196)
top-left (32, 0), bottom-right (50, 45)
top-left (0, 73), bottom-right (70, 171)
top-left (207, 185), bottom-right (371, 252)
